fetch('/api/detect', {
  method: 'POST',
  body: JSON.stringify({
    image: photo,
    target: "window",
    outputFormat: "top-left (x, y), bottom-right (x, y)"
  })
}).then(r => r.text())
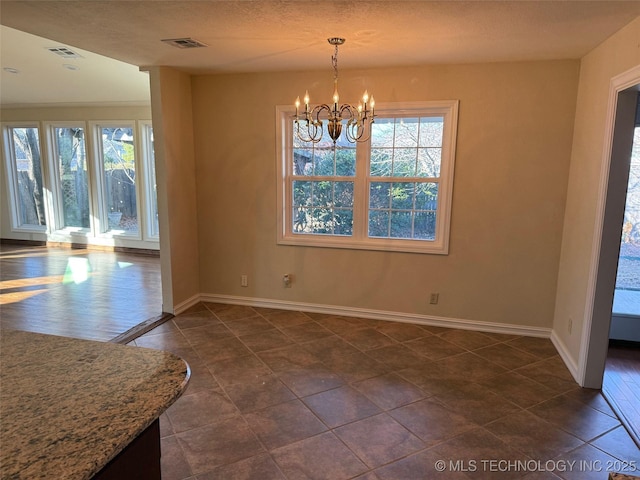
top-left (140, 122), bottom-right (159, 239)
top-left (2, 120), bottom-right (159, 248)
top-left (51, 125), bottom-right (91, 230)
top-left (96, 124), bottom-right (139, 235)
top-left (277, 101), bottom-right (458, 254)
top-left (2, 125), bottom-right (47, 230)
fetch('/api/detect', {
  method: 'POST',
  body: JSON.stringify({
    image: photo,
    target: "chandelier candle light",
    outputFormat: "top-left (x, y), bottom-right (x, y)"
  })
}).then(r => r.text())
top-left (294, 37), bottom-right (375, 144)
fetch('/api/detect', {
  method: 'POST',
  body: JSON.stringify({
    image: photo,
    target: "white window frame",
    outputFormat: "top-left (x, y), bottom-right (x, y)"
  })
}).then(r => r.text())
top-left (1, 123), bottom-right (50, 233)
top-left (139, 120), bottom-right (159, 241)
top-left (90, 121), bottom-right (143, 240)
top-left (45, 121), bottom-right (94, 236)
top-left (276, 100), bottom-right (458, 254)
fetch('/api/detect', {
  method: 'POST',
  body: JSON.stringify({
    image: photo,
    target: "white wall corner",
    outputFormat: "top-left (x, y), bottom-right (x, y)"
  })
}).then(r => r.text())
top-left (172, 293), bottom-right (202, 315)
top-left (550, 328), bottom-right (580, 383)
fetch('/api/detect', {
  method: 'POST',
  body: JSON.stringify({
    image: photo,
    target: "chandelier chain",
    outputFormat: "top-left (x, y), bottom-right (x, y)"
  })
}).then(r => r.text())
top-left (332, 43), bottom-right (339, 82)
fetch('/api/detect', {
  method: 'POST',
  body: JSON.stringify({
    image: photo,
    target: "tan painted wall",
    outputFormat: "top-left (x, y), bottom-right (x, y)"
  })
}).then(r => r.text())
top-left (148, 67), bottom-right (200, 308)
top-left (192, 60), bottom-right (579, 329)
top-left (553, 18), bottom-right (640, 362)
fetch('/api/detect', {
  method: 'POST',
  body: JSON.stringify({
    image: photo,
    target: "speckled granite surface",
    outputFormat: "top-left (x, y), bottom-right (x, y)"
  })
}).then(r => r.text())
top-left (0, 329), bottom-right (190, 479)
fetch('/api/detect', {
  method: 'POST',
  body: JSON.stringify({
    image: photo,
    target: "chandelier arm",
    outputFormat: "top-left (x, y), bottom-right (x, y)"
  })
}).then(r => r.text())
top-left (339, 104), bottom-right (360, 120)
top-left (310, 104), bottom-right (332, 125)
top-left (344, 107), bottom-right (375, 143)
top-left (294, 120), bottom-right (318, 144)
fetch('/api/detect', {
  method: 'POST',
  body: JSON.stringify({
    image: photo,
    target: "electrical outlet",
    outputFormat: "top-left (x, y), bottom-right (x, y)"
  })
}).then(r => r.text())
top-left (430, 293), bottom-right (439, 305)
top-left (568, 316), bottom-right (572, 334)
top-left (283, 274), bottom-right (292, 288)
top-left (241, 275), bottom-right (248, 287)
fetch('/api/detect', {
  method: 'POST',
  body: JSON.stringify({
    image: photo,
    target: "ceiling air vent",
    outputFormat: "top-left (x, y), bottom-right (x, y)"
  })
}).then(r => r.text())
top-left (161, 37), bottom-right (208, 49)
top-left (47, 46), bottom-right (83, 59)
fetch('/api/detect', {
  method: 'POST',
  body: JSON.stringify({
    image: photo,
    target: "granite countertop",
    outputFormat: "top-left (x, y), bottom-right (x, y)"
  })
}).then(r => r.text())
top-left (0, 329), bottom-right (190, 479)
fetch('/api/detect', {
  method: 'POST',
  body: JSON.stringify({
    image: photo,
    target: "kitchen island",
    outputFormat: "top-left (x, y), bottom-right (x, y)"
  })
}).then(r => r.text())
top-left (0, 329), bottom-right (190, 479)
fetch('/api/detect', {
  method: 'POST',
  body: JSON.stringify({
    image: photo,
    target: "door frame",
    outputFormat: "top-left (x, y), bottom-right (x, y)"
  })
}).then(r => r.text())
top-left (580, 64), bottom-right (640, 388)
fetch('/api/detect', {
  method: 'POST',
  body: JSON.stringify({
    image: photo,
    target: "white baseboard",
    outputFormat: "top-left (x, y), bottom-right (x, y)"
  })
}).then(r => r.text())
top-left (173, 294), bottom-right (202, 315)
top-left (198, 293), bottom-right (552, 339)
top-left (550, 329), bottom-right (579, 382)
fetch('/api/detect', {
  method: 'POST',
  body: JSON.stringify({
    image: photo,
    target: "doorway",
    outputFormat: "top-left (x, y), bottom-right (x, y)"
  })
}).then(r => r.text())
top-left (582, 77), bottom-right (640, 448)
top-left (611, 102), bottom-right (640, 341)
top-left (602, 92), bottom-right (640, 445)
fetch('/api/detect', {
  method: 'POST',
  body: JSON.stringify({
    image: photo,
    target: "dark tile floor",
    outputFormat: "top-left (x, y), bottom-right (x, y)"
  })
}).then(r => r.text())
top-left (131, 303), bottom-right (640, 480)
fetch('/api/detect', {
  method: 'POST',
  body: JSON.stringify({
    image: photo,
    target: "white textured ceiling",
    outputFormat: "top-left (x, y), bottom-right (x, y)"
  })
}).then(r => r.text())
top-left (1, 1), bottom-right (640, 107)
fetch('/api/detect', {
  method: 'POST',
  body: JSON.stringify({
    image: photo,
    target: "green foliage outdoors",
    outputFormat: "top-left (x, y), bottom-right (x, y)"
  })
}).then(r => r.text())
top-left (292, 117), bottom-right (443, 239)
top-left (57, 127), bottom-right (90, 228)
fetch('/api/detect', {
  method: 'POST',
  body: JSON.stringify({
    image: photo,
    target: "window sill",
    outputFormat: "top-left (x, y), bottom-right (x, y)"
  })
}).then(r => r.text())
top-left (277, 234), bottom-right (448, 255)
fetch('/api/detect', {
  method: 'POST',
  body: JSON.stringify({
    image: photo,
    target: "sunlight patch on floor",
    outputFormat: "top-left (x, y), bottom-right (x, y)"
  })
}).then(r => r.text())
top-left (63, 257), bottom-right (92, 284)
top-left (0, 288), bottom-right (49, 304)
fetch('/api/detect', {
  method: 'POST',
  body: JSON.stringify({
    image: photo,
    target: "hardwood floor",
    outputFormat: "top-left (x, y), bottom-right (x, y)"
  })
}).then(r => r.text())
top-left (0, 244), bottom-right (162, 342)
top-left (603, 341), bottom-right (640, 447)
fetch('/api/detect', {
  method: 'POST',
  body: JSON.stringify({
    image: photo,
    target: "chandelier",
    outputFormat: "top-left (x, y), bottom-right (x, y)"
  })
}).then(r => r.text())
top-left (294, 37), bottom-right (375, 144)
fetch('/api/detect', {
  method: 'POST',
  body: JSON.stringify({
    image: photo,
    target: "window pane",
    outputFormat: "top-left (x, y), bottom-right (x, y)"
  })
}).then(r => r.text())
top-left (418, 117), bottom-right (444, 147)
top-left (335, 148), bottom-right (356, 176)
top-left (293, 180), bottom-right (312, 206)
top-left (293, 149), bottom-right (313, 175)
top-left (370, 116), bottom-right (444, 179)
top-left (334, 209), bottom-right (353, 235)
top-left (394, 118), bottom-right (419, 147)
top-left (415, 183), bottom-right (439, 211)
top-left (292, 180), bottom-right (354, 236)
top-left (371, 119), bottom-right (395, 148)
top-left (417, 148), bottom-right (441, 178)
top-left (370, 148), bottom-right (392, 176)
top-left (369, 182), bottom-right (390, 209)
top-left (368, 210), bottom-right (389, 237)
top-left (311, 207), bottom-right (332, 234)
top-left (414, 211), bottom-right (436, 240)
top-left (314, 148), bottom-right (336, 176)
top-left (101, 127), bottom-right (138, 233)
top-left (144, 125), bottom-right (159, 237)
top-left (334, 182), bottom-right (354, 207)
top-left (391, 182), bottom-right (414, 210)
top-left (390, 211), bottom-right (412, 238)
top-left (54, 127), bottom-right (90, 229)
top-left (392, 149), bottom-right (417, 177)
top-left (367, 115), bottom-right (446, 242)
top-left (10, 127), bottom-right (46, 227)
top-left (312, 180), bottom-right (333, 206)
top-left (293, 206), bottom-right (309, 232)
top-left (369, 181), bottom-right (438, 240)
